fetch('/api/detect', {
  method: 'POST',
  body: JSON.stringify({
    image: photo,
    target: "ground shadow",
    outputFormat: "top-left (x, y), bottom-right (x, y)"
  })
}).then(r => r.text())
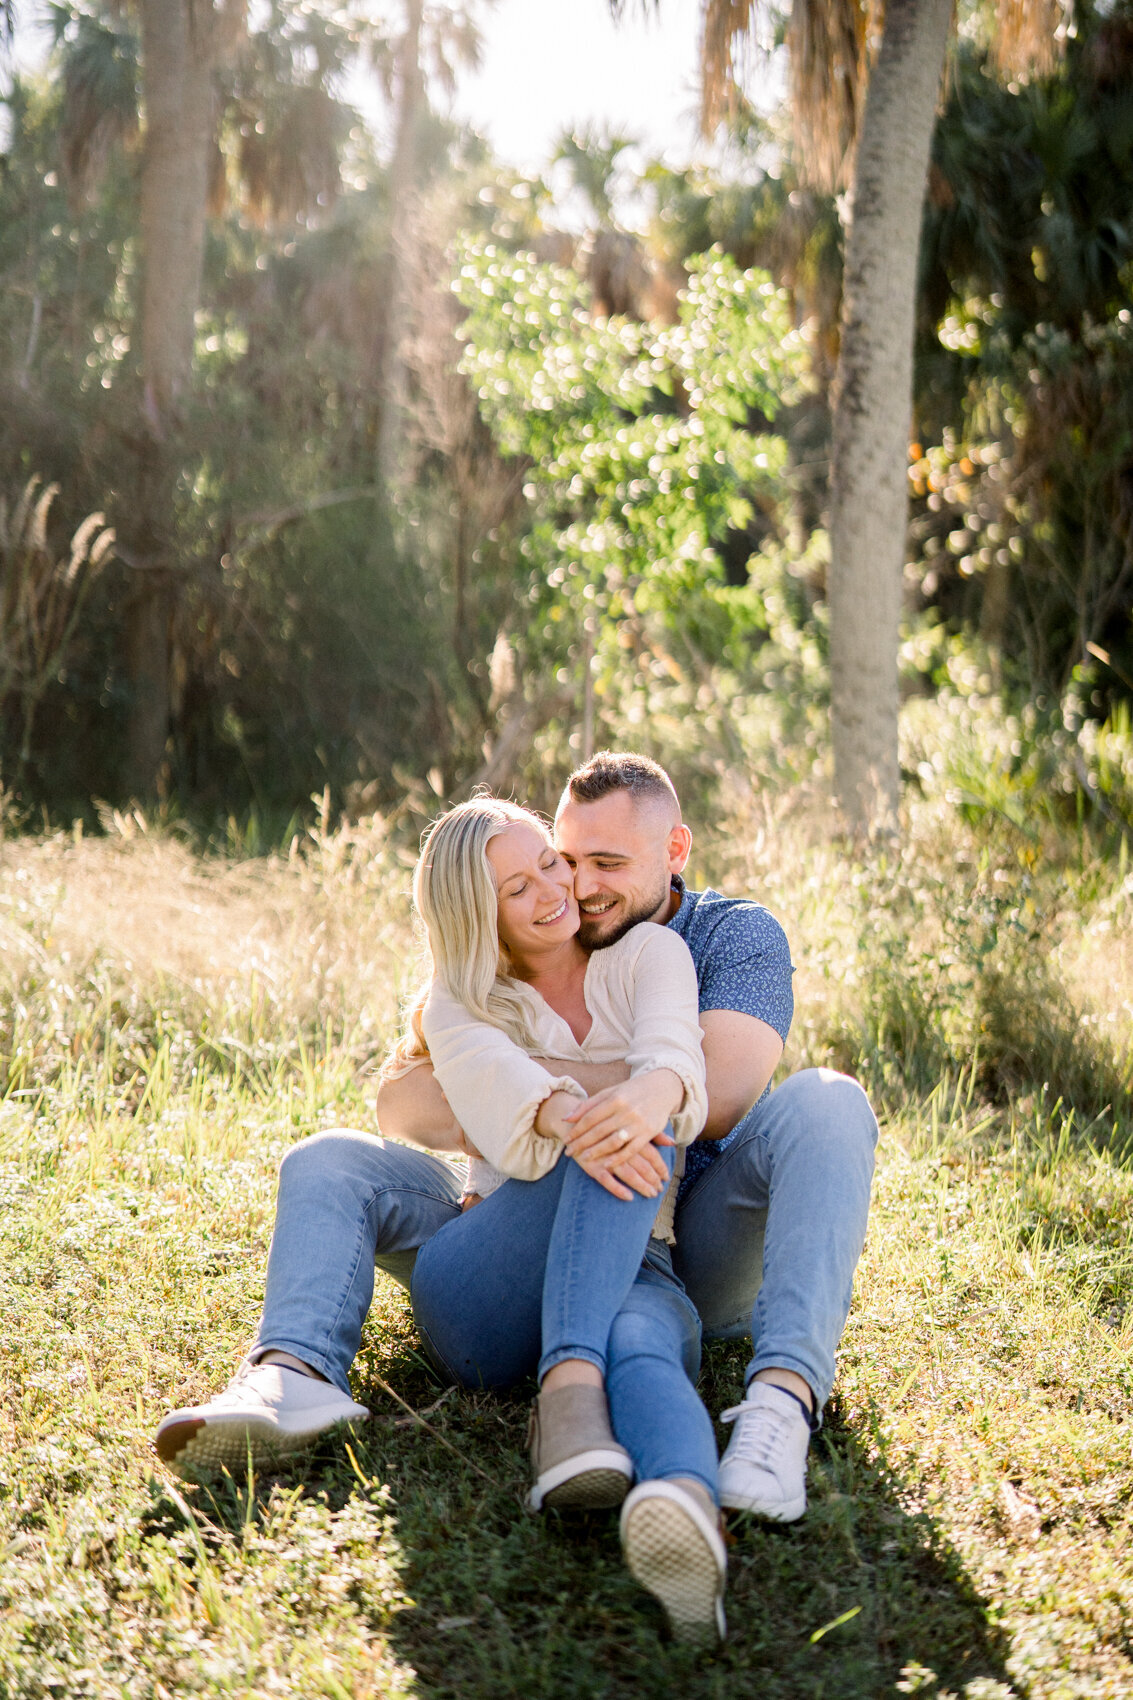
top-left (157, 1324), bottom-right (1021, 1700)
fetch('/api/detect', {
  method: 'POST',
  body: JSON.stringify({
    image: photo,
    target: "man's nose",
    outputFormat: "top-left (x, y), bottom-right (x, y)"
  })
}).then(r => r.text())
top-left (572, 867), bottom-right (600, 899)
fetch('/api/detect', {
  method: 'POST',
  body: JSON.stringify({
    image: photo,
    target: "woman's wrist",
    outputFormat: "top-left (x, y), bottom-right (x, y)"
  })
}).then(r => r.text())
top-left (534, 1088), bottom-right (584, 1141)
top-left (635, 1067), bottom-right (684, 1126)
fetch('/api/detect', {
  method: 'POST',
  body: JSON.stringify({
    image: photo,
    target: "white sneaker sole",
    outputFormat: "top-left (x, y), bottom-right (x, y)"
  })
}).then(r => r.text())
top-left (528, 1446), bottom-right (633, 1512)
top-left (155, 1404), bottom-right (368, 1478)
top-left (718, 1476), bottom-right (806, 1521)
top-left (620, 1482), bottom-right (727, 1645)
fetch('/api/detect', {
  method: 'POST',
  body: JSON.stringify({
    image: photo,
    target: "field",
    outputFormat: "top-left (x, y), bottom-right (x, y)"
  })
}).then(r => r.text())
top-left (1, 798), bottom-right (1131, 1699)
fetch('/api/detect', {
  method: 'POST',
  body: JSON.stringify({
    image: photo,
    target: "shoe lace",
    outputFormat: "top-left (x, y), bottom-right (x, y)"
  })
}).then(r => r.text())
top-left (719, 1401), bottom-right (793, 1471)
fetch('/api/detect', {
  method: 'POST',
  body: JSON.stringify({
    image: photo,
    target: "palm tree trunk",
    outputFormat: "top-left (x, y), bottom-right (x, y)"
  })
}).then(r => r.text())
top-left (122, 0), bottom-right (228, 798)
top-left (376, 0), bottom-right (425, 492)
top-left (828, 0), bottom-right (952, 835)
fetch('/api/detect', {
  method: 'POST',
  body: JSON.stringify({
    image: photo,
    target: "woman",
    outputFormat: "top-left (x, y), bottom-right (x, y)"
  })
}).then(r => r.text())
top-left (386, 796), bottom-right (727, 1644)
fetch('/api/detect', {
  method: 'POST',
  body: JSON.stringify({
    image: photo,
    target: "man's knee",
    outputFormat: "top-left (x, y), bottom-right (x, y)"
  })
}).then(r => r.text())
top-left (765, 1068), bottom-right (878, 1155)
top-left (608, 1307), bottom-right (664, 1364)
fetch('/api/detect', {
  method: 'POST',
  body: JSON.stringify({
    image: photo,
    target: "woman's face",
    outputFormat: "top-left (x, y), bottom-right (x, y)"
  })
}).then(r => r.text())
top-left (487, 822), bottom-right (579, 962)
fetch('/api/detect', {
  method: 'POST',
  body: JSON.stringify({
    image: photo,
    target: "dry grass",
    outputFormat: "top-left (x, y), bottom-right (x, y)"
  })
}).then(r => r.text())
top-left (0, 800), bottom-right (1130, 1697)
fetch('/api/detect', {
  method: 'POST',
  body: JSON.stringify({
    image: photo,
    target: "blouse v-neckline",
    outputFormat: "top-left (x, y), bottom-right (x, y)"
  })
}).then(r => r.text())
top-left (525, 950), bottom-right (601, 1051)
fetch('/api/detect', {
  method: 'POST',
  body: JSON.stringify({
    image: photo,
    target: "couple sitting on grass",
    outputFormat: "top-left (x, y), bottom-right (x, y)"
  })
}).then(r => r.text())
top-left (156, 751), bottom-right (878, 1645)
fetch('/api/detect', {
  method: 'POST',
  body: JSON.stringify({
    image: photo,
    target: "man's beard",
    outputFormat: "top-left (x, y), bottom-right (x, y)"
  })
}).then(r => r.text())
top-left (576, 880), bottom-right (672, 951)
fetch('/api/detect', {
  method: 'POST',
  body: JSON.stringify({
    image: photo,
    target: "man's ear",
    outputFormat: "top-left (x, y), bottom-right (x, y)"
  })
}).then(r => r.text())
top-left (667, 823), bottom-right (693, 873)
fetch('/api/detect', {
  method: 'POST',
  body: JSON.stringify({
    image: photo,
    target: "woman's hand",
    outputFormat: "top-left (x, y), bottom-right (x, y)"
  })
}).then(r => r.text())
top-left (559, 1070), bottom-right (683, 1201)
top-left (563, 1070), bottom-right (683, 1164)
top-left (535, 1075), bottom-right (680, 1201)
top-left (572, 1143), bottom-right (670, 1202)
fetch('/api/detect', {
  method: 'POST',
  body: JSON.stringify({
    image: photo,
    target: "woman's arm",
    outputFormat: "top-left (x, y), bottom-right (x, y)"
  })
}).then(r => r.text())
top-left (422, 989), bottom-right (667, 1200)
top-left (559, 926), bottom-right (707, 1168)
top-left (534, 1085), bottom-right (671, 1201)
top-left (421, 986), bottom-right (586, 1181)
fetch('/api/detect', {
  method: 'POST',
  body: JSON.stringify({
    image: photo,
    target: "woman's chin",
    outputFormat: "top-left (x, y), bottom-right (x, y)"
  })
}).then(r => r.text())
top-left (519, 906), bottom-right (581, 953)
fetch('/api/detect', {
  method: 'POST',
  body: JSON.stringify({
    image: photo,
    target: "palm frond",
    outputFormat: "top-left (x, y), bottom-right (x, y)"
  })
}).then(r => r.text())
top-left (994, 0), bottom-right (1065, 79)
top-left (700, 0), bottom-right (759, 133)
top-left (237, 82), bottom-right (345, 226)
top-left (423, 2), bottom-right (486, 95)
top-left (787, 0), bottom-right (867, 191)
top-left (552, 126), bottom-right (638, 225)
top-left (57, 10), bottom-right (141, 210)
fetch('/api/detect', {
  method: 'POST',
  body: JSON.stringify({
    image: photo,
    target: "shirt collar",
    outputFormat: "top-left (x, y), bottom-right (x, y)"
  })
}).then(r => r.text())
top-left (667, 872), bottom-right (689, 927)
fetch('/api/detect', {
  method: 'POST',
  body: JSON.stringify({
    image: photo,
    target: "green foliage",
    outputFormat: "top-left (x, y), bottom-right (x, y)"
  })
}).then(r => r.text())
top-left (0, 9), bottom-right (510, 816)
top-left (453, 239), bottom-right (812, 774)
top-left (914, 25), bottom-right (1133, 718)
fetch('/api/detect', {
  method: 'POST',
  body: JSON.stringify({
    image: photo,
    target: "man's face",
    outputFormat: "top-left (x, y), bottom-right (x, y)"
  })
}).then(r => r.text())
top-left (553, 790), bottom-right (688, 950)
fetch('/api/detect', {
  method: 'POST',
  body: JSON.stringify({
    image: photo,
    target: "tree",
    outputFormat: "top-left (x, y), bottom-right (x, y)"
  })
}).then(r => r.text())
top-left (49, 0), bottom-right (369, 796)
top-left (455, 240), bottom-right (810, 785)
top-left (373, 1), bottom-right (485, 489)
top-left (900, 19), bottom-right (1133, 719)
top-left (617, 0), bottom-right (1061, 834)
top-left (826, 0), bottom-right (952, 834)
top-left (123, 0), bottom-right (246, 797)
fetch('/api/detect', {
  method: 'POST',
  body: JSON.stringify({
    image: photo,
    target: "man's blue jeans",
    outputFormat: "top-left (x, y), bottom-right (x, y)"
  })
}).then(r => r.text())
top-left (254, 1067), bottom-right (877, 1414)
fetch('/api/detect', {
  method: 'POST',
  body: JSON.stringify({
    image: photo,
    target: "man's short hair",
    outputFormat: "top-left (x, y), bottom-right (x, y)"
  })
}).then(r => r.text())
top-left (564, 750), bottom-right (680, 814)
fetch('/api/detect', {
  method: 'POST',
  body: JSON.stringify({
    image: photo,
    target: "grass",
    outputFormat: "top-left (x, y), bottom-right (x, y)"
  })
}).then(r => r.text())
top-left (0, 799), bottom-right (1131, 1698)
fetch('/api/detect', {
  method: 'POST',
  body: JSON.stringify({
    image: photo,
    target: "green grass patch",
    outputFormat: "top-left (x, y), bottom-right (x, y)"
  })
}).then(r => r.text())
top-left (0, 814), bottom-right (1130, 1697)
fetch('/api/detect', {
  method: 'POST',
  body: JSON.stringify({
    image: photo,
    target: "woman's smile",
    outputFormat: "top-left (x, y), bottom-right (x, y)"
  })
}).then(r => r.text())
top-left (487, 823), bottom-right (582, 961)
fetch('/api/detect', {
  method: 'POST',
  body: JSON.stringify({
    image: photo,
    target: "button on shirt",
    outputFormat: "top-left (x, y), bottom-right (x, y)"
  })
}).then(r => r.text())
top-left (665, 875), bottom-right (795, 1199)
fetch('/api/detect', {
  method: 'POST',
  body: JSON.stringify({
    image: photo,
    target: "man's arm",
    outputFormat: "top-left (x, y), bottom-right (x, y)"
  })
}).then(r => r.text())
top-left (531, 1057), bottom-right (631, 1096)
top-left (373, 1056), bottom-right (631, 1154)
top-left (698, 1010), bottom-right (784, 1140)
top-left (373, 1064), bottom-right (469, 1153)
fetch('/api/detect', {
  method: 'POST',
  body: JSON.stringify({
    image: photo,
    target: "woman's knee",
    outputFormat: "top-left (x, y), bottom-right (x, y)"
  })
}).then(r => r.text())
top-left (277, 1129), bottom-right (423, 1193)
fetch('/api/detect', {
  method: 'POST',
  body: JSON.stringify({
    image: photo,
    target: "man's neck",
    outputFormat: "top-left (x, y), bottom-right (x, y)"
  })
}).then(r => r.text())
top-left (660, 874), bottom-right (685, 923)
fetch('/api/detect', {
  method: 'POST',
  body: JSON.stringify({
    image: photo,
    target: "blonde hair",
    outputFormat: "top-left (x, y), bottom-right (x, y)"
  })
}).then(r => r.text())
top-left (383, 796), bottom-right (549, 1075)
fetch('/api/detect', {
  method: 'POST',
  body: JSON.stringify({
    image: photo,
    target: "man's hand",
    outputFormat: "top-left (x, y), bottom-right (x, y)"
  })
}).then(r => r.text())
top-left (531, 1057), bottom-right (631, 1095)
top-left (374, 1062), bottom-right (479, 1156)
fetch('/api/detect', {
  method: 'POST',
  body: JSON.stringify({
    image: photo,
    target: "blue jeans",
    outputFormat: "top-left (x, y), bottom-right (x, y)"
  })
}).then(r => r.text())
top-left (412, 1143), bottom-right (674, 1382)
top-left (673, 1068), bottom-right (877, 1408)
top-left (406, 1151), bottom-right (719, 1499)
top-left (254, 1067), bottom-right (877, 1413)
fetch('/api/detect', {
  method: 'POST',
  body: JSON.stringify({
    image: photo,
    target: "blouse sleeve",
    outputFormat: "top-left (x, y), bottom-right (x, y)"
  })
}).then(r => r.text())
top-left (420, 984), bottom-right (585, 1180)
top-left (620, 925), bottom-right (708, 1146)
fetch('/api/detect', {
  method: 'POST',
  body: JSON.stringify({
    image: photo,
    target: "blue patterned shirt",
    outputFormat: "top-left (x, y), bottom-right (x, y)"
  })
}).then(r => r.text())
top-left (665, 875), bottom-right (795, 1198)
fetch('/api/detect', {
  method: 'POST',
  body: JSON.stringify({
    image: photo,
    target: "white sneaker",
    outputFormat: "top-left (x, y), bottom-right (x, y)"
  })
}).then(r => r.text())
top-left (717, 1382), bottom-right (811, 1521)
top-left (155, 1360), bottom-right (369, 1478)
top-left (620, 1479), bottom-right (727, 1645)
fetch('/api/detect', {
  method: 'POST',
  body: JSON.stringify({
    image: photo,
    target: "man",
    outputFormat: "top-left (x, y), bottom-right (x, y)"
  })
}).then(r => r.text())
top-left (156, 752), bottom-right (877, 1522)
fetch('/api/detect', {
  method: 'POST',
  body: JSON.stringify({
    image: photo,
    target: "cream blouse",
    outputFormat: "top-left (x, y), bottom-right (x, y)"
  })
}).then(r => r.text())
top-left (419, 922), bottom-right (707, 1243)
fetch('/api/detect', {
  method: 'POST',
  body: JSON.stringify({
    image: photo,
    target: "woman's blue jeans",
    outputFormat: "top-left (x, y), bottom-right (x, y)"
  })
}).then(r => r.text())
top-left (408, 1150), bottom-right (720, 1501)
